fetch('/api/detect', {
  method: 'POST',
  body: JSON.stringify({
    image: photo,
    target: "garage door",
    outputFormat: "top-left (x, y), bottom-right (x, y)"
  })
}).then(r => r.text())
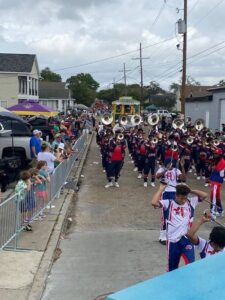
top-left (220, 100), bottom-right (225, 130)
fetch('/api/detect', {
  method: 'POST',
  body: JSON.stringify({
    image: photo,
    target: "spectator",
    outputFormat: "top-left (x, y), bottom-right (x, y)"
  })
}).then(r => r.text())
top-left (30, 129), bottom-right (42, 166)
top-left (52, 133), bottom-right (63, 150)
top-left (37, 142), bottom-right (57, 174)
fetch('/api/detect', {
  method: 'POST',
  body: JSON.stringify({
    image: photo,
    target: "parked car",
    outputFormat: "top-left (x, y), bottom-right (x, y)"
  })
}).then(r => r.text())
top-left (28, 116), bottom-right (54, 141)
top-left (157, 109), bottom-right (172, 118)
top-left (0, 112), bottom-right (32, 178)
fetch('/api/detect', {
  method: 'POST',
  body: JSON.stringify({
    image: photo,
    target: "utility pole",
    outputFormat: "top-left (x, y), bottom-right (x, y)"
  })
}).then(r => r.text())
top-left (132, 43), bottom-right (150, 112)
top-left (119, 63), bottom-right (130, 96)
top-left (180, 0), bottom-right (187, 116)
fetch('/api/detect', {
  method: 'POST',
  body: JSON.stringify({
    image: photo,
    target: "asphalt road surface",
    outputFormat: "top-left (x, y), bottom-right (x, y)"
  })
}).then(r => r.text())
top-left (42, 136), bottom-right (222, 300)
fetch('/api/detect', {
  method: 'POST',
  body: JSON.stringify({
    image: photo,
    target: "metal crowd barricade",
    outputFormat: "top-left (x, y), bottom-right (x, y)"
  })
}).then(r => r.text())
top-left (0, 132), bottom-right (89, 251)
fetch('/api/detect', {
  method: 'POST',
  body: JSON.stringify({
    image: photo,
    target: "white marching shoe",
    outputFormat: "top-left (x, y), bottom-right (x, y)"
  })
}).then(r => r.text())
top-left (137, 173), bottom-right (142, 179)
top-left (151, 182), bottom-right (156, 187)
top-left (114, 182), bottom-right (120, 188)
top-left (143, 182), bottom-right (148, 188)
top-left (105, 182), bottom-right (113, 188)
top-left (133, 167), bottom-right (138, 172)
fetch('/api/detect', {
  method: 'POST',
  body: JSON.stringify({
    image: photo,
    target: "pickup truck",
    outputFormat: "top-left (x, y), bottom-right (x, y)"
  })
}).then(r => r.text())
top-left (0, 112), bottom-right (32, 178)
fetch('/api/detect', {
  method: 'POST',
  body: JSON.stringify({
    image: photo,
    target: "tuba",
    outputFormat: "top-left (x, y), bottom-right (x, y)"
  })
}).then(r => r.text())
top-left (119, 115), bottom-right (128, 126)
top-left (117, 133), bottom-right (124, 140)
top-left (172, 118), bottom-right (184, 130)
top-left (186, 136), bottom-right (194, 145)
top-left (147, 113), bottom-right (159, 126)
top-left (101, 113), bottom-right (113, 125)
top-left (194, 119), bottom-right (204, 131)
top-left (151, 137), bottom-right (158, 144)
top-left (130, 114), bottom-right (142, 126)
top-left (213, 139), bottom-right (221, 147)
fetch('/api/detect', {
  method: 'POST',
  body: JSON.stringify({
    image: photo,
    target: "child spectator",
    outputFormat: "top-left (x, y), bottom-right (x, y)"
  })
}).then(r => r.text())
top-left (36, 161), bottom-right (50, 218)
top-left (15, 171), bottom-right (32, 231)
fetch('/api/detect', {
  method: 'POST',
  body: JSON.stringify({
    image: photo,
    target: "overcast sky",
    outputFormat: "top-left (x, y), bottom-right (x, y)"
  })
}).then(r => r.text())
top-left (0, 0), bottom-right (225, 90)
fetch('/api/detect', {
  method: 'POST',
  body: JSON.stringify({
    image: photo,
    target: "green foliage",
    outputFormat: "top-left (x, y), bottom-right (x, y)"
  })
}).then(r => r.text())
top-left (66, 73), bottom-right (100, 107)
top-left (169, 82), bottom-right (179, 93)
top-left (187, 76), bottom-right (200, 86)
top-left (40, 67), bottom-right (62, 82)
top-left (217, 80), bottom-right (225, 87)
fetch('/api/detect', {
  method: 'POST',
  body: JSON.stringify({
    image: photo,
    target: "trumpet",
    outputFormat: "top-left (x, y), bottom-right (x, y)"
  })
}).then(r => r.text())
top-left (172, 118), bottom-right (184, 130)
top-left (194, 119), bottom-right (204, 131)
top-left (147, 113), bottom-right (159, 126)
top-left (186, 136), bottom-right (194, 145)
top-left (101, 113), bottom-right (113, 125)
top-left (130, 114), bottom-right (142, 126)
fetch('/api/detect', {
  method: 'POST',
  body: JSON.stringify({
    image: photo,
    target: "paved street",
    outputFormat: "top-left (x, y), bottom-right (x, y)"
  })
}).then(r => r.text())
top-left (42, 136), bottom-right (220, 300)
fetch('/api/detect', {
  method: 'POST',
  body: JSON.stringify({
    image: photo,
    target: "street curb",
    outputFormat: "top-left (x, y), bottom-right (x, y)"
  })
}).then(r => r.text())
top-left (27, 133), bottom-right (93, 300)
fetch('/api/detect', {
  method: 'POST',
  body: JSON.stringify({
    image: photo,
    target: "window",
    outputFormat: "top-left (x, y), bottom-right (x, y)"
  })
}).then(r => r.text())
top-left (0, 100), bottom-right (7, 107)
top-left (18, 76), bottom-right (27, 94)
top-left (1, 119), bottom-right (31, 136)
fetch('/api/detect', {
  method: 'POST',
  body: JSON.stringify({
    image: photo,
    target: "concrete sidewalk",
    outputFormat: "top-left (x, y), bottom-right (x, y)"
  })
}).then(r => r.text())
top-left (0, 134), bottom-right (93, 300)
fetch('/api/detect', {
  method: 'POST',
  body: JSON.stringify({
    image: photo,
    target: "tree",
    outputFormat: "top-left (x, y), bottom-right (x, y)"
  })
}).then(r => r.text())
top-left (217, 80), bottom-right (225, 87)
top-left (186, 76), bottom-right (200, 86)
top-left (40, 67), bottom-right (62, 82)
top-left (66, 73), bottom-right (99, 106)
top-left (147, 81), bottom-right (166, 95)
top-left (169, 82), bottom-right (179, 93)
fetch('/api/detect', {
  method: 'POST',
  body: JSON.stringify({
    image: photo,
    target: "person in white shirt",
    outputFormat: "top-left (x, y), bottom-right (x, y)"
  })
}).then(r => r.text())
top-left (151, 183), bottom-right (207, 272)
top-left (156, 157), bottom-right (185, 244)
top-left (187, 214), bottom-right (225, 259)
top-left (37, 142), bottom-right (57, 173)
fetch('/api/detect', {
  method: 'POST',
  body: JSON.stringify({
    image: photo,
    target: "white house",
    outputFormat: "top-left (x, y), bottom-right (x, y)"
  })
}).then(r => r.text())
top-left (0, 53), bottom-right (39, 107)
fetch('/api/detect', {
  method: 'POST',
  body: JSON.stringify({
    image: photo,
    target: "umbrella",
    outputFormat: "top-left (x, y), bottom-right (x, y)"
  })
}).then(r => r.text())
top-left (7, 101), bottom-right (59, 117)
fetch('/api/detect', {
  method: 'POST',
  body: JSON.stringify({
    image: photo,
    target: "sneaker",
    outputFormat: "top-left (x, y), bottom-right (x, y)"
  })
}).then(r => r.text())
top-left (103, 169), bottom-right (106, 173)
top-left (137, 173), bottom-right (142, 179)
top-left (144, 182), bottom-right (148, 188)
top-left (196, 176), bottom-right (201, 180)
top-left (23, 225), bottom-right (33, 232)
top-left (204, 183), bottom-right (209, 187)
top-left (218, 211), bottom-right (224, 217)
top-left (151, 182), bottom-right (156, 187)
top-left (133, 167), bottom-right (138, 172)
top-left (188, 169), bottom-right (192, 173)
top-left (105, 182), bottom-right (113, 188)
top-left (202, 176), bottom-right (205, 180)
top-left (114, 182), bottom-right (120, 188)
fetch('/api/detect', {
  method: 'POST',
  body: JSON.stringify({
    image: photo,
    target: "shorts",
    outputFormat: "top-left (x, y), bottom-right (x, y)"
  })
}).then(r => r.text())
top-left (36, 191), bottom-right (48, 197)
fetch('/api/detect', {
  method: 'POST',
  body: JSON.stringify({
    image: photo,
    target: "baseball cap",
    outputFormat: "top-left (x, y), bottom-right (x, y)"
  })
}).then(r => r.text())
top-left (55, 133), bottom-right (61, 138)
top-left (33, 129), bottom-right (40, 135)
top-left (58, 143), bottom-right (65, 150)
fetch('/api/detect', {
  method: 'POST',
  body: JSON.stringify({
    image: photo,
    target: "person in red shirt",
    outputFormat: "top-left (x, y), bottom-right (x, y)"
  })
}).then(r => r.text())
top-left (105, 134), bottom-right (126, 188)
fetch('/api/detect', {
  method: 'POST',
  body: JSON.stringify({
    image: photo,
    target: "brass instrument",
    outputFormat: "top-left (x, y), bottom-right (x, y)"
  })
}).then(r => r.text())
top-left (101, 113), bottom-right (113, 125)
top-left (194, 119), bottom-right (204, 131)
top-left (119, 115), bottom-right (128, 126)
top-left (117, 133), bottom-right (124, 140)
top-left (151, 137), bottom-right (158, 144)
top-left (147, 113), bottom-right (159, 126)
top-left (130, 114), bottom-right (142, 126)
top-left (213, 139), bottom-right (221, 147)
top-left (186, 136), bottom-right (194, 145)
top-left (171, 142), bottom-right (178, 151)
top-left (172, 118), bottom-right (184, 130)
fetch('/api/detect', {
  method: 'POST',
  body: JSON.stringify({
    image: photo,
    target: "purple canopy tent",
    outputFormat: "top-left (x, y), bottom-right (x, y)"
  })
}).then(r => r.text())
top-left (7, 100), bottom-right (59, 117)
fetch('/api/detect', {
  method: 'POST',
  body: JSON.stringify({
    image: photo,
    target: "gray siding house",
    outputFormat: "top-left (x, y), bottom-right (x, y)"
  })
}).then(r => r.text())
top-left (185, 86), bottom-right (225, 130)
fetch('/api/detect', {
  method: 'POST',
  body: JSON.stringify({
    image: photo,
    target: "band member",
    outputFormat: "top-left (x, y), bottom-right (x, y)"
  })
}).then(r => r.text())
top-left (105, 134), bottom-right (126, 188)
top-left (209, 148), bottom-right (225, 216)
top-left (136, 135), bottom-right (147, 179)
top-left (187, 214), bottom-right (225, 258)
top-left (151, 184), bottom-right (207, 272)
top-left (196, 141), bottom-right (207, 180)
top-left (143, 137), bottom-right (157, 187)
top-left (156, 157), bottom-right (185, 244)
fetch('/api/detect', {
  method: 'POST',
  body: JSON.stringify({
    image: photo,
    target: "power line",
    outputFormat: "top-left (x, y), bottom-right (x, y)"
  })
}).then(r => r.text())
top-left (151, 0), bottom-right (166, 26)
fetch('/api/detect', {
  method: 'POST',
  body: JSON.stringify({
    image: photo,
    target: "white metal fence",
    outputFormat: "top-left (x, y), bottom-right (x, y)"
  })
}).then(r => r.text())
top-left (0, 133), bottom-right (88, 250)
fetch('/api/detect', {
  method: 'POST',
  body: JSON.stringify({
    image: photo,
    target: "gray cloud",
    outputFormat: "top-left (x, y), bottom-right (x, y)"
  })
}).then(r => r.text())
top-left (0, 0), bottom-right (225, 89)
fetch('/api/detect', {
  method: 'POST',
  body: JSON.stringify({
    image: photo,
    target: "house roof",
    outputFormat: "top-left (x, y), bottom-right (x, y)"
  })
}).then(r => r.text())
top-left (39, 81), bottom-right (70, 99)
top-left (179, 85), bottom-right (214, 98)
top-left (0, 53), bottom-right (36, 73)
top-left (208, 86), bottom-right (225, 92)
top-left (186, 95), bottom-right (213, 102)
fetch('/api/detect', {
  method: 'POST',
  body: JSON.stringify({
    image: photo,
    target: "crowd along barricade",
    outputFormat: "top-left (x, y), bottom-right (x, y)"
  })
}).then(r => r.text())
top-left (0, 132), bottom-right (89, 250)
